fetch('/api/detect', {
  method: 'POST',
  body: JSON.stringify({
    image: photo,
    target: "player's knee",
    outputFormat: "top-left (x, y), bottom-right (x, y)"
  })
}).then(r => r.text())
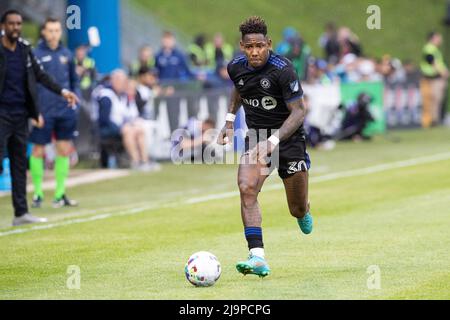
top-left (56, 142), bottom-right (72, 157)
top-left (58, 149), bottom-right (71, 157)
top-left (238, 180), bottom-right (259, 198)
top-left (32, 145), bottom-right (45, 158)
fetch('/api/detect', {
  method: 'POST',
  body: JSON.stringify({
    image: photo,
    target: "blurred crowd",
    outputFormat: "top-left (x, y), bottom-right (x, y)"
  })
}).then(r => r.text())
top-left (37, 20), bottom-right (450, 167)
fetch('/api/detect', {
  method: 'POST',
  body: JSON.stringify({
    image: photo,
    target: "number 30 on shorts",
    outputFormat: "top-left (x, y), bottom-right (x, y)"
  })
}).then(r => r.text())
top-left (287, 161), bottom-right (308, 174)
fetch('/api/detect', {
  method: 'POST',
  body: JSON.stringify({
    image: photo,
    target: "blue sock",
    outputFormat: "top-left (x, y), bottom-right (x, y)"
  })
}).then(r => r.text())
top-left (244, 227), bottom-right (264, 250)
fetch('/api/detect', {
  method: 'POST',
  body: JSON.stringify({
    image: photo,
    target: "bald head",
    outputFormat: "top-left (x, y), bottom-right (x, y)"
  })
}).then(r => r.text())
top-left (110, 69), bottom-right (128, 94)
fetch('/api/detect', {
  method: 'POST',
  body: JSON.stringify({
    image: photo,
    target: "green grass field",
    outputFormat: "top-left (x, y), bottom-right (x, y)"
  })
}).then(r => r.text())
top-left (0, 128), bottom-right (449, 299)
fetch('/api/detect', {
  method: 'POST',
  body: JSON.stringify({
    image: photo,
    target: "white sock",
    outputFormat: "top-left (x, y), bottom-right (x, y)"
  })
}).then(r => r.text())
top-left (250, 248), bottom-right (265, 258)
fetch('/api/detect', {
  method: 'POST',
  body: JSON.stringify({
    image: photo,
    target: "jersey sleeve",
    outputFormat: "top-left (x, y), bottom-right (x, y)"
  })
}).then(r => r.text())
top-left (227, 61), bottom-right (236, 82)
top-left (279, 66), bottom-right (303, 103)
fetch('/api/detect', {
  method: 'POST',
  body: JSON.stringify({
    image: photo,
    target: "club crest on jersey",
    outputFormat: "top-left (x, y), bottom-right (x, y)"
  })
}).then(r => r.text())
top-left (290, 80), bottom-right (299, 93)
top-left (260, 78), bottom-right (271, 89)
top-left (238, 79), bottom-right (244, 86)
top-left (59, 55), bottom-right (69, 65)
top-left (261, 96), bottom-right (277, 110)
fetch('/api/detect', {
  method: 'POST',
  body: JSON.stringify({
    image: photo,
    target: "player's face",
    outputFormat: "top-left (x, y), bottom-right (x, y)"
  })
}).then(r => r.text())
top-left (2, 14), bottom-right (22, 43)
top-left (43, 21), bottom-right (62, 47)
top-left (240, 34), bottom-right (272, 68)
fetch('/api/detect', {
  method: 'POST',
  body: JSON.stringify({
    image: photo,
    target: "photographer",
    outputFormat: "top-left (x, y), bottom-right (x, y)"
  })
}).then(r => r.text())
top-left (338, 92), bottom-right (374, 141)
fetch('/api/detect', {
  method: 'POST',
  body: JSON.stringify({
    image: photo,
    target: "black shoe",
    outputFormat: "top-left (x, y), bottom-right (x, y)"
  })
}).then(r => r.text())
top-left (31, 195), bottom-right (43, 208)
top-left (52, 195), bottom-right (78, 208)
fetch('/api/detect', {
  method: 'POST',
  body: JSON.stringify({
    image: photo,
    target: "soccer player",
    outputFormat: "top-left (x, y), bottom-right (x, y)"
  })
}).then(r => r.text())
top-left (217, 16), bottom-right (313, 277)
top-left (29, 18), bottom-right (79, 208)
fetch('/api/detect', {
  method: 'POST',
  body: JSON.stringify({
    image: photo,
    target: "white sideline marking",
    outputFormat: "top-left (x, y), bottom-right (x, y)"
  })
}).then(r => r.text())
top-left (1, 152), bottom-right (450, 237)
top-left (0, 170), bottom-right (130, 198)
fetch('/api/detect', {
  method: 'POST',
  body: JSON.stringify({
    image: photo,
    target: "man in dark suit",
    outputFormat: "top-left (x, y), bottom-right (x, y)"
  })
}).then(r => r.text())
top-left (0, 10), bottom-right (78, 226)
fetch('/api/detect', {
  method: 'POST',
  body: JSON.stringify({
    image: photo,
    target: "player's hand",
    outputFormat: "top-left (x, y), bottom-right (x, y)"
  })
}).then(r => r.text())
top-left (250, 140), bottom-right (276, 165)
top-left (31, 114), bottom-right (45, 129)
top-left (217, 123), bottom-right (234, 145)
top-left (61, 89), bottom-right (79, 107)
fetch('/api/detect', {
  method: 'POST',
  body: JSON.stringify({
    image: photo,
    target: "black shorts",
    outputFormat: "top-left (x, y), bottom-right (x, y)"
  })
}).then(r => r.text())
top-left (244, 129), bottom-right (311, 179)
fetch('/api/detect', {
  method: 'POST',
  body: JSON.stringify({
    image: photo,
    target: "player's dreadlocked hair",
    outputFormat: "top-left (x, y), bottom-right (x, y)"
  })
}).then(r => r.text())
top-left (239, 16), bottom-right (267, 38)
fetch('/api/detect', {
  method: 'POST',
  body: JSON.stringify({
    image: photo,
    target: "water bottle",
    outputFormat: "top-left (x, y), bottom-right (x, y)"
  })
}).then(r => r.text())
top-left (107, 155), bottom-right (118, 169)
top-left (0, 158), bottom-right (12, 191)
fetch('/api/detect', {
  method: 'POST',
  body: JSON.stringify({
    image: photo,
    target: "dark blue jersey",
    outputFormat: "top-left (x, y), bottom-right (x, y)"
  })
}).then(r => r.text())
top-left (33, 40), bottom-right (79, 117)
top-left (227, 52), bottom-right (304, 134)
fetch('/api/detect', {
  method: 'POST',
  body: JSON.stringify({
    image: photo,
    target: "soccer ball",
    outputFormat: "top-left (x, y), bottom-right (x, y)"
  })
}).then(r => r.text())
top-left (184, 251), bottom-right (221, 287)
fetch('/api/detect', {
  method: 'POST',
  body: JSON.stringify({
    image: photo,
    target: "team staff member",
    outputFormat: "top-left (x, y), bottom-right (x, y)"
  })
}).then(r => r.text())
top-left (30, 17), bottom-right (80, 209)
top-left (0, 10), bottom-right (78, 226)
top-left (420, 31), bottom-right (449, 128)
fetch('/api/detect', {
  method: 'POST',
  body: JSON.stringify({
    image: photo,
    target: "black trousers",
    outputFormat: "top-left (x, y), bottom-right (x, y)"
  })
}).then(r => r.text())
top-left (0, 114), bottom-right (29, 217)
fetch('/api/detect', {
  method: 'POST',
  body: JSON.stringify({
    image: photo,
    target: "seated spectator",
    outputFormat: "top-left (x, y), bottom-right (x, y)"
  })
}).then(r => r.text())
top-left (155, 31), bottom-right (193, 83)
top-left (275, 27), bottom-right (298, 56)
top-left (74, 44), bottom-right (97, 101)
top-left (318, 22), bottom-right (340, 64)
top-left (136, 66), bottom-right (175, 118)
top-left (96, 70), bottom-right (158, 171)
top-left (203, 60), bottom-right (233, 89)
top-left (205, 33), bottom-right (234, 69)
top-left (338, 27), bottom-right (362, 58)
top-left (129, 45), bottom-right (155, 78)
top-left (338, 93), bottom-right (374, 141)
top-left (188, 34), bottom-right (208, 67)
top-left (285, 33), bottom-right (311, 81)
top-left (306, 58), bottom-right (332, 85)
top-left (403, 60), bottom-right (421, 84)
top-left (172, 118), bottom-right (220, 163)
top-left (275, 27), bottom-right (311, 80)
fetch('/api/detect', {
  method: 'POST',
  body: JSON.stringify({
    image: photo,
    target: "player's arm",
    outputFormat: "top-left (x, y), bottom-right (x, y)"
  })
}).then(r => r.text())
top-left (251, 98), bottom-right (306, 164)
top-left (267, 65), bottom-right (305, 149)
top-left (217, 87), bottom-right (241, 145)
top-left (272, 97), bottom-right (306, 144)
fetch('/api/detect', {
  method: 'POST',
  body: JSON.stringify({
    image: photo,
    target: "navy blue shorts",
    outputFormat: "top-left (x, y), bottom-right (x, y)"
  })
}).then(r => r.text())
top-left (29, 115), bottom-right (77, 145)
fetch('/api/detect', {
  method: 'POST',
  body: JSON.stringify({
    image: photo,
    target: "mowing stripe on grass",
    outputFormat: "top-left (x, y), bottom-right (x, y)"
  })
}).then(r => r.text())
top-left (1, 151), bottom-right (450, 237)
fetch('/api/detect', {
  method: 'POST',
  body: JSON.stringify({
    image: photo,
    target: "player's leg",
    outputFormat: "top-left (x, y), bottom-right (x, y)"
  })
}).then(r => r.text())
top-left (278, 136), bottom-right (313, 234)
top-left (236, 151), bottom-right (271, 277)
top-left (238, 155), bottom-right (268, 245)
top-left (30, 145), bottom-right (46, 207)
top-left (29, 117), bottom-right (53, 208)
top-left (52, 115), bottom-right (78, 207)
top-left (282, 170), bottom-right (313, 234)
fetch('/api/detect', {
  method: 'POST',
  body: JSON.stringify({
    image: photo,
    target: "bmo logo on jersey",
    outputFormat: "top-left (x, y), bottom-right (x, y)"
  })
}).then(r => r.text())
top-left (261, 96), bottom-right (277, 110)
top-left (242, 98), bottom-right (260, 107)
top-left (242, 96), bottom-right (278, 110)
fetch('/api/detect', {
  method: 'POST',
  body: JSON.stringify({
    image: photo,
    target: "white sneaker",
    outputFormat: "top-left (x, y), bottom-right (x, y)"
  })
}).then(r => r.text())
top-left (12, 213), bottom-right (48, 226)
top-left (139, 162), bottom-right (162, 172)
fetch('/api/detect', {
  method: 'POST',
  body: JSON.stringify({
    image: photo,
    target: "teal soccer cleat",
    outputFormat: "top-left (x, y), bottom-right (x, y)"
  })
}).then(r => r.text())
top-left (236, 255), bottom-right (271, 278)
top-left (298, 212), bottom-right (313, 234)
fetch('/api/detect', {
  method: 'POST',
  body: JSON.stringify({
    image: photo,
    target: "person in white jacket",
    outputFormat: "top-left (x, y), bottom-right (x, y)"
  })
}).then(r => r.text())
top-left (97, 70), bottom-right (156, 171)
